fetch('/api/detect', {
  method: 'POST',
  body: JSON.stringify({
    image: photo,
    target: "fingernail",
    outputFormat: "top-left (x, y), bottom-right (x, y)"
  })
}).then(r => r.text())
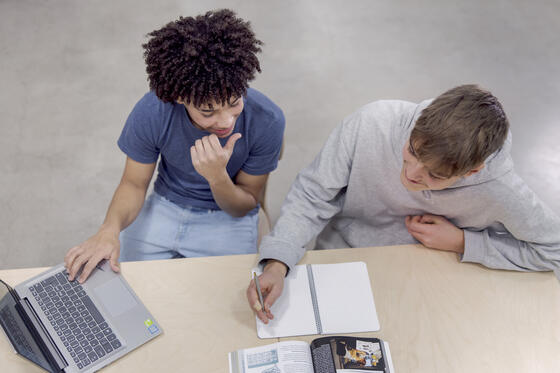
top-left (253, 302), bottom-right (262, 312)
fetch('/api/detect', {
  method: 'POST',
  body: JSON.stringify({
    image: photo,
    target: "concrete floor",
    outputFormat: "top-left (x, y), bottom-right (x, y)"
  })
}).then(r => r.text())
top-left (1, 0), bottom-right (559, 269)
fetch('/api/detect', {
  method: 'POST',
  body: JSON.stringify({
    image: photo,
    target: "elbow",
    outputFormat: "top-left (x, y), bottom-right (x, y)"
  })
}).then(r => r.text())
top-left (228, 209), bottom-right (252, 218)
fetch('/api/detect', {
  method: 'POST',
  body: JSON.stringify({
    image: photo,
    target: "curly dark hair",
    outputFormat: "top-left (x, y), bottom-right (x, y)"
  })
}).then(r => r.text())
top-left (143, 9), bottom-right (263, 106)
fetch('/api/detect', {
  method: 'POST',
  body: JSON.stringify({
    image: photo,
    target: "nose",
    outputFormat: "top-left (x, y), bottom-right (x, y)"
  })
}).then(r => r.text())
top-left (407, 159), bottom-right (424, 181)
top-left (217, 113), bottom-right (235, 129)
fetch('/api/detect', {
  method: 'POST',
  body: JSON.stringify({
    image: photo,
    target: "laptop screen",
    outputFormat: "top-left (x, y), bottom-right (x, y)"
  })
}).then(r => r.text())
top-left (0, 279), bottom-right (54, 372)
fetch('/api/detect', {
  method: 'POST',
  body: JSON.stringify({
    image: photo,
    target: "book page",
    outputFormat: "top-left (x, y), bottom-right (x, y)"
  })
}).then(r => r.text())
top-left (311, 262), bottom-right (380, 334)
top-left (310, 336), bottom-right (389, 373)
top-left (229, 341), bottom-right (314, 373)
top-left (256, 265), bottom-right (317, 338)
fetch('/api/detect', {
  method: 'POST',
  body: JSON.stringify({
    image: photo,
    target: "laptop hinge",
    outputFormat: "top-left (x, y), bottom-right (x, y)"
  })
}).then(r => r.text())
top-left (17, 298), bottom-right (67, 372)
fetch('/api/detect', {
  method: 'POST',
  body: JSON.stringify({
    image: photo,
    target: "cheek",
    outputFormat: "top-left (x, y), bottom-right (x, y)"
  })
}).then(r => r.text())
top-left (193, 114), bottom-right (215, 128)
top-left (232, 105), bottom-right (244, 118)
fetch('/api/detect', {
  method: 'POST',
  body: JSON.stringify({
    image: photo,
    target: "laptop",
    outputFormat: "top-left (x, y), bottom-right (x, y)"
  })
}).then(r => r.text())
top-left (0, 260), bottom-right (162, 372)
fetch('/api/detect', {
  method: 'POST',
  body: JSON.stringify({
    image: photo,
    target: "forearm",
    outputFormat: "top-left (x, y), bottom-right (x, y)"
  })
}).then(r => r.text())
top-left (100, 181), bottom-right (149, 235)
top-left (462, 229), bottom-right (560, 272)
top-left (208, 171), bottom-right (258, 217)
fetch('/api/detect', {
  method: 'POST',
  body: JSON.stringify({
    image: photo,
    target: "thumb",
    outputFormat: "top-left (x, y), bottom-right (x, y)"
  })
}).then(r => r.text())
top-left (110, 249), bottom-right (121, 273)
top-left (224, 133), bottom-right (242, 154)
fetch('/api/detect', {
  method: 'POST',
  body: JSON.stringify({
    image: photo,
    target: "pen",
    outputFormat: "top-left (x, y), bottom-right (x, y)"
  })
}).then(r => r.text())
top-left (253, 272), bottom-right (265, 312)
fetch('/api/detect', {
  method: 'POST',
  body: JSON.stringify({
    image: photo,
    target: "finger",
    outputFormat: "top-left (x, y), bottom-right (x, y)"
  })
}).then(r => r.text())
top-left (409, 230), bottom-right (427, 244)
top-left (79, 255), bottom-right (103, 283)
top-left (256, 309), bottom-right (269, 324)
top-left (208, 134), bottom-right (223, 153)
top-left (263, 284), bottom-right (282, 313)
top-left (405, 216), bottom-right (412, 228)
top-left (69, 252), bottom-right (90, 281)
top-left (246, 281), bottom-right (261, 312)
top-left (407, 220), bottom-right (429, 234)
top-left (194, 139), bottom-right (205, 158)
top-left (190, 146), bottom-right (199, 165)
top-left (64, 246), bottom-right (80, 270)
top-left (420, 214), bottom-right (438, 224)
top-left (224, 133), bottom-right (242, 154)
top-left (247, 281), bottom-right (269, 323)
top-left (201, 136), bottom-right (214, 154)
top-left (109, 248), bottom-right (120, 273)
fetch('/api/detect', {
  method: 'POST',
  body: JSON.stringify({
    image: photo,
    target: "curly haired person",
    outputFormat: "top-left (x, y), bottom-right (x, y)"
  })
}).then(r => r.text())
top-left (64, 10), bottom-right (285, 282)
top-left (246, 85), bottom-right (560, 323)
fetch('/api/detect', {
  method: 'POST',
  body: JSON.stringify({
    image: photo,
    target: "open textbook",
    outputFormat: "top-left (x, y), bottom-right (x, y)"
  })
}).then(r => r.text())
top-left (255, 262), bottom-right (380, 339)
top-left (229, 336), bottom-right (394, 373)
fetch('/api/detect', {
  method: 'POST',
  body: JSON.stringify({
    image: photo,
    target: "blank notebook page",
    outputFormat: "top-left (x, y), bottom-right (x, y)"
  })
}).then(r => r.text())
top-left (312, 262), bottom-right (380, 334)
top-left (257, 265), bottom-right (317, 338)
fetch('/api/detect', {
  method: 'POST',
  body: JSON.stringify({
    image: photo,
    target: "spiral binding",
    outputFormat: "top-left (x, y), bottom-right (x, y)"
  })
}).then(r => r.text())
top-left (306, 264), bottom-right (323, 334)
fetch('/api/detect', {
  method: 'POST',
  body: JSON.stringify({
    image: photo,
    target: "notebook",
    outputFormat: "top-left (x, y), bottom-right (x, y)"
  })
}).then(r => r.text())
top-left (255, 262), bottom-right (380, 339)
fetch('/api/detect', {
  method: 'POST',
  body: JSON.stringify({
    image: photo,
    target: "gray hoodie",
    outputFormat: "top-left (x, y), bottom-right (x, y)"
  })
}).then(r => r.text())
top-left (259, 99), bottom-right (560, 276)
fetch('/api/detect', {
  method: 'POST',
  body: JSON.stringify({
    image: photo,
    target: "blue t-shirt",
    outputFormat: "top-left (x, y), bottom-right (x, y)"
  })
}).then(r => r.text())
top-left (118, 88), bottom-right (285, 210)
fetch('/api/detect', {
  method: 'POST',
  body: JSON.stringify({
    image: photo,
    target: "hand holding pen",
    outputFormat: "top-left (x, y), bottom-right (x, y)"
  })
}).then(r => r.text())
top-left (246, 260), bottom-right (288, 324)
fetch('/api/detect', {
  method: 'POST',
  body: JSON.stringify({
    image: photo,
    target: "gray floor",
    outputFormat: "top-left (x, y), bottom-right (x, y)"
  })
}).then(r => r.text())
top-left (1, 0), bottom-right (559, 270)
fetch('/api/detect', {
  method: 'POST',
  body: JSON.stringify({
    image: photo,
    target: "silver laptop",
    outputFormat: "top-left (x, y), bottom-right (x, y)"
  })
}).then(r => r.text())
top-left (0, 260), bottom-right (162, 372)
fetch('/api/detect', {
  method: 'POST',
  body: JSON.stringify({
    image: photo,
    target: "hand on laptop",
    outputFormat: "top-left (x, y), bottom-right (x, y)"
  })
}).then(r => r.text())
top-left (246, 260), bottom-right (287, 324)
top-left (64, 227), bottom-right (121, 283)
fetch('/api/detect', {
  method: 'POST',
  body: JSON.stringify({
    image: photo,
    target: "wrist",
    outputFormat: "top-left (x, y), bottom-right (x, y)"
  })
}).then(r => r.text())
top-left (455, 230), bottom-right (465, 254)
top-left (98, 223), bottom-right (120, 238)
top-left (264, 260), bottom-right (288, 277)
top-left (206, 170), bottom-right (231, 187)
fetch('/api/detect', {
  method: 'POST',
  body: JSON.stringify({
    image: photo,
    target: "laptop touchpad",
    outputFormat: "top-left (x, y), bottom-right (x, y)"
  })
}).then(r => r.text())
top-left (94, 278), bottom-right (138, 317)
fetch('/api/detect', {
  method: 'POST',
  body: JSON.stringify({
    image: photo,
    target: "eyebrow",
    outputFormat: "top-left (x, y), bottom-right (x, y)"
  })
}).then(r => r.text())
top-left (198, 105), bottom-right (214, 113)
top-left (197, 97), bottom-right (240, 113)
top-left (428, 171), bottom-right (447, 180)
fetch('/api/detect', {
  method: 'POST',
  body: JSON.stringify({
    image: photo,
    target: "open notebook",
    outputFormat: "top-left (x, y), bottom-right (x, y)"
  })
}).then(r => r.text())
top-left (256, 262), bottom-right (380, 339)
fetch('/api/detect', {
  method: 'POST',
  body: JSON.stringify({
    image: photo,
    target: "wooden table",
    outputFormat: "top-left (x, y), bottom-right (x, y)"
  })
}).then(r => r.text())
top-left (1, 244), bottom-right (559, 372)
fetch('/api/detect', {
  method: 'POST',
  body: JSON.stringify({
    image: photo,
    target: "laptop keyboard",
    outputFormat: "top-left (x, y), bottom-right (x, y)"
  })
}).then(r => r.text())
top-left (29, 270), bottom-right (122, 370)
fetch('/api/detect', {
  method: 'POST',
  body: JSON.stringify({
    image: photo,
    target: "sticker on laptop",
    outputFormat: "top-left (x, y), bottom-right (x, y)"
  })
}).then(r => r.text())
top-left (144, 319), bottom-right (159, 334)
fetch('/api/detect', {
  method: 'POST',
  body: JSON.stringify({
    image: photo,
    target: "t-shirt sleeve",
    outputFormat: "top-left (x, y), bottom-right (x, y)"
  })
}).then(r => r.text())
top-left (241, 110), bottom-right (286, 175)
top-left (117, 94), bottom-right (162, 164)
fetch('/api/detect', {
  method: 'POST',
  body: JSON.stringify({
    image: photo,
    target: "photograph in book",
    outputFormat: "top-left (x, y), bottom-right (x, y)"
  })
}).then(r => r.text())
top-left (329, 337), bottom-right (384, 370)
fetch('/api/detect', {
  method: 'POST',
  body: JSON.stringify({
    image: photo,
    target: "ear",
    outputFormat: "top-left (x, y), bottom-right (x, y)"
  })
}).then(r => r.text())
top-left (463, 163), bottom-right (485, 178)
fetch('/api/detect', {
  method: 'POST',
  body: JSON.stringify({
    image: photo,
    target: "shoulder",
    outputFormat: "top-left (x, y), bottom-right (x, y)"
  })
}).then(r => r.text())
top-left (126, 91), bottom-right (181, 134)
top-left (131, 91), bottom-right (177, 118)
top-left (243, 88), bottom-right (285, 127)
top-left (472, 171), bottom-right (544, 217)
top-left (346, 100), bottom-right (418, 126)
top-left (340, 100), bottom-right (418, 136)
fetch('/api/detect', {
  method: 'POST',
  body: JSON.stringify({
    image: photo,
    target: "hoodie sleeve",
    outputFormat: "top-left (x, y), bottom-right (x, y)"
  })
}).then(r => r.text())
top-left (461, 172), bottom-right (560, 276)
top-left (258, 114), bottom-right (361, 273)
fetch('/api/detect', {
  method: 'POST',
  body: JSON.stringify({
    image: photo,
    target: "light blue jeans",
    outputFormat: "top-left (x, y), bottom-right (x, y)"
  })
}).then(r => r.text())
top-left (119, 192), bottom-right (258, 262)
